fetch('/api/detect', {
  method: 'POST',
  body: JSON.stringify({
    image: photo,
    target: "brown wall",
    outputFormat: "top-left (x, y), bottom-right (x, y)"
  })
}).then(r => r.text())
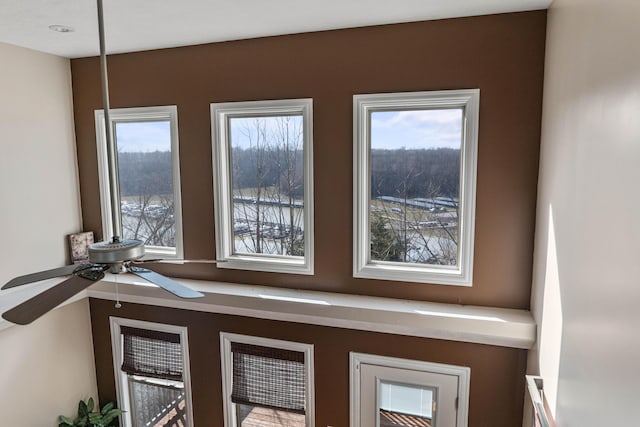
top-left (72, 11), bottom-right (545, 310)
top-left (90, 298), bottom-right (528, 427)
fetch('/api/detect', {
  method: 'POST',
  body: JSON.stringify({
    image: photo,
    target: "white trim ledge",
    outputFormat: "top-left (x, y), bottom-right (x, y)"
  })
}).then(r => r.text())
top-left (0, 274), bottom-right (535, 349)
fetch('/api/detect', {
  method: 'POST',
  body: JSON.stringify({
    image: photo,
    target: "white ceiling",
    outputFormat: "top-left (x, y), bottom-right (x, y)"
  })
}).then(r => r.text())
top-left (0, 0), bottom-right (551, 58)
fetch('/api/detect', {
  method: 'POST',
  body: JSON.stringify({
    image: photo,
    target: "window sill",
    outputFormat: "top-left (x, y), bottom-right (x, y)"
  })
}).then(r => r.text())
top-left (0, 274), bottom-right (535, 349)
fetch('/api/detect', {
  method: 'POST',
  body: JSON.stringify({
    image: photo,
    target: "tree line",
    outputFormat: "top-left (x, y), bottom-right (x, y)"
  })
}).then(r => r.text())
top-left (231, 146), bottom-right (304, 198)
top-left (115, 147), bottom-right (459, 201)
top-left (117, 150), bottom-right (175, 247)
top-left (117, 150), bottom-right (173, 196)
top-left (371, 147), bottom-right (460, 199)
top-left (232, 146), bottom-right (459, 200)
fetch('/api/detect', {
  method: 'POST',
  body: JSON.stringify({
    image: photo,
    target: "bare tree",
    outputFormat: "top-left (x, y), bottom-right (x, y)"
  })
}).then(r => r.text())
top-left (231, 116), bottom-right (305, 257)
top-left (118, 150), bottom-right (176, 247)
top-left (370, 148), bottom-right (459, 266)
top-left (273, 116), bottom-right (304, 256)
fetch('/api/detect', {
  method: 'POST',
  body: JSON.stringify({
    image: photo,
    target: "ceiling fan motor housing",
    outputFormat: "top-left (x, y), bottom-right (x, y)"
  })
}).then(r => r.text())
top-left (89, 239), bottom-right (145, 265)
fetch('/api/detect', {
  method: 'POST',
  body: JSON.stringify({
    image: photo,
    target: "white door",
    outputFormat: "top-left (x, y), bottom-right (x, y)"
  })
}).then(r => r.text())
top-left (359, 363), bottom-right (459, 427)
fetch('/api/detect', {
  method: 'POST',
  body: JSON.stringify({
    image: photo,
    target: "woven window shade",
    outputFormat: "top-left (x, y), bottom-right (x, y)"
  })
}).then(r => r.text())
top-left (121, 326), bottom-right (183, 381)
top-left (231, 342), bottom-right (306, 414)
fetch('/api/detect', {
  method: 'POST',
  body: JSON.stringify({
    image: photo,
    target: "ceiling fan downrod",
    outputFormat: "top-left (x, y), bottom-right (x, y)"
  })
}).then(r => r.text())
top-left (91, 0), bottom-right (145, 270)
top-left (97, 0), bottom-right (122, 243)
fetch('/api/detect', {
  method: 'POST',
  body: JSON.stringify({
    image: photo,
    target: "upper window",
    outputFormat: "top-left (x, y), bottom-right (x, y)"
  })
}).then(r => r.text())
top-left (353, 90), bottom-right (479, 286)
top-left (211, 99), bottom-right (314, 274)
top-left (220, 332), bottom-right (315, 427)
top-left (95, 106), bottom-right (183, 259)
top-left (109, 317), bottom-right (194, 427)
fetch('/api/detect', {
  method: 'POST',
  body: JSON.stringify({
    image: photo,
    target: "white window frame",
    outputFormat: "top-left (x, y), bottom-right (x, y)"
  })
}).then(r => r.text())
top-left (95, 105), bottom-right (184, 259)
top-left (353, 89), bottom-right (479, 286)
top-left (220, 332), bottom-right (315, 427)
top-left (109, 317), bottom-right (195, 427)
top-left (211, 99), bottom-right (314, 275)
top-left (350, 352), bottom-right (470, 427)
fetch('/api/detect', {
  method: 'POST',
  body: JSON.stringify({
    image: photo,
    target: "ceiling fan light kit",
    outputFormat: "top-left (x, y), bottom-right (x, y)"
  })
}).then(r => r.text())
top-left (1, 0), bottom-right (205, 326)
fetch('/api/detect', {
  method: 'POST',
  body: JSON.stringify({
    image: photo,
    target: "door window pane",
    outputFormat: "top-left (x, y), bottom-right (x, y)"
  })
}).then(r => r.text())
top-left (379, 381), bottom-right (435, 427)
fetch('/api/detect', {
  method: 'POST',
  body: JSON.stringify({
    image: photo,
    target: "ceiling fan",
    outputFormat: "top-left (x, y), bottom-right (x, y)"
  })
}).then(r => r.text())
top-left (1, 0), bottom-right (210, 326)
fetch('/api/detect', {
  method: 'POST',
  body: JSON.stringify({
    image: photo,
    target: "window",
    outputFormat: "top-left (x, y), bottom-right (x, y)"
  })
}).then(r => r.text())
top-left (211, 99), bottom-right (314, 274)
top-left (350, 353), bottom-right (470, 427)
top-left (220, 332), bottom-right (315, 427)
top-left (109, 317), bottom-right (194, 427)
top-left (95, 106), bottom-right (183, 258)
top-left (353, 89), bottom-right (479, 286)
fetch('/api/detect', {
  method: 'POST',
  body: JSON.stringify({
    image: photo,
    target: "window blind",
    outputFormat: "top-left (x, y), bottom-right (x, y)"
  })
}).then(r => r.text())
top-left (121, 326), bottom-right (183, 381)
top-left (231, 342), bottom-right (306, 414)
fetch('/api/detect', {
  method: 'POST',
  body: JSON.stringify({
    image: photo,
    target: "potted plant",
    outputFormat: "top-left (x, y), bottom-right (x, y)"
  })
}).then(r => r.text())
top-left (59, 397), bottom-right (123, 427)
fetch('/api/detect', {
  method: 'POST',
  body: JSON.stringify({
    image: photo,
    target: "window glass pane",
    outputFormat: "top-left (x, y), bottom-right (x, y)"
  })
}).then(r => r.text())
top-left (129, 377), bottom-right (186, 427)
top-left (115, 120), bottom-right (175, 248)
top-left (379, 381), bottom-right (435, 427)
top-left (230, 342), bottom-right (306, 414)
top-left (369, 109), bottom-right (462, 267)
top-left (236, 404), bottom-right (305, 427)
top-left (228, 115), bottom-right (305, 257)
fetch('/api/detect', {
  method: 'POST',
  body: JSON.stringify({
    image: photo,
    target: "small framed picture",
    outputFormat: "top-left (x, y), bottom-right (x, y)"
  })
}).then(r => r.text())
top-left (69, 231), bottom-right (94, 264)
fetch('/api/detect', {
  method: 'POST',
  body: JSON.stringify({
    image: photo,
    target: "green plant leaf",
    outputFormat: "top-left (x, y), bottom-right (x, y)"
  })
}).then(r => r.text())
top-left (64, 398), bottom-right (123, 427)
top-left (78, 399), bottom-right (88, 417)
top-left (106, 408), bottom-right (124, 417)
top-left (58, 415), bottom-right (74, 425)
top-left (100, 402), bottom-right (114, 415)
top-left (77, 414), bottom-right (88, 426)
top-left (103, 408), bottom-right (123, 425)
top-left (89, 413), bottom-right (104, 426)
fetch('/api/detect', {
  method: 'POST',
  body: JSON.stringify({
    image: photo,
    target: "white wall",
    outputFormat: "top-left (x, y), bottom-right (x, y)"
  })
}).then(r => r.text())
top-left (530, 0), bottom-right (640, 426)
top-left (0, 42), bottom-right (97, 425)
top-left (0, 300), bottom-right (98, 425)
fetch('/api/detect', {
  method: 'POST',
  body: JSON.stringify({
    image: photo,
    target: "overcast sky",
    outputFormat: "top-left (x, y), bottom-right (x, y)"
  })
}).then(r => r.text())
top-left (229, 115), bottom-right (303, 149)
top-left (112, 109), bottom-right (462, 152)
top-left (371, 108), bottom-right (463, 150)
top-left (115, 120), bottom-right (171, 152)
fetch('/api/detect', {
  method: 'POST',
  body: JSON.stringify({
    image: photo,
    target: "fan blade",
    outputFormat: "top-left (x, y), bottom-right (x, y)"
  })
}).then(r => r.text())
top-left (2, 268), bottom-right (104, 325)
top-left (2, 264), bottom-right (87, 290)
top-left (128, 266), bottom-right (204, 299)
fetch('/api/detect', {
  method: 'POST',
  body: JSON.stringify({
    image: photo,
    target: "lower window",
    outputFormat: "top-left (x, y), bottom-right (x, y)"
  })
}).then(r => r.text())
top-left (220, 332), bottom-right (315, 427)
top-left (350, 353), bottom-right (470, 427)
top-left (110, 317), bottom-right (194, 427)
